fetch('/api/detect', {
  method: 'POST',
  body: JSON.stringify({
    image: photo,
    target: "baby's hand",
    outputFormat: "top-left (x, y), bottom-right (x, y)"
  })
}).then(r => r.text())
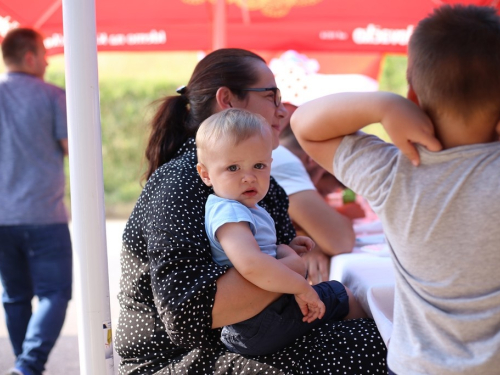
top-left (276, 243), bottom-right (296, 259)
top-left (295, 287), bottom-right (326, 323)
top-left (289, 236), bottom-right (315, 256)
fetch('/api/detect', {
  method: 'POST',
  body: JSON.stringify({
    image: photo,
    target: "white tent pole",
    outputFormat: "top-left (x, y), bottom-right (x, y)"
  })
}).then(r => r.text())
top-left (61, 0), bottom-right (113, 374)
top-left (212, 0), bottom-right (226, 50)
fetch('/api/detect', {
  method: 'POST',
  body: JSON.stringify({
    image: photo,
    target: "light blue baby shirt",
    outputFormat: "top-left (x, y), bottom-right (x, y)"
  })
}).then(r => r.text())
top-left (205, 194), bottom-right (277, 267)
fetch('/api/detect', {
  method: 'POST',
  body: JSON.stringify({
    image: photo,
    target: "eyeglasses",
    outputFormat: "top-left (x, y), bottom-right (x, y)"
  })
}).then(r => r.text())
top-left (241, 87), bottom-right (281, 107)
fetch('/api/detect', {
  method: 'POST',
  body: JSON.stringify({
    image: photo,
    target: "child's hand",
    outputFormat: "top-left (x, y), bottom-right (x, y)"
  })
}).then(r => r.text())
top-left (295, 287), bottom-right (326, 323)
top-left (276, 243), bottom-right (297, 259)
top-left (289, 236), bottom-right (315, 256)
top-left (381, 94), bottom-right (442, 166)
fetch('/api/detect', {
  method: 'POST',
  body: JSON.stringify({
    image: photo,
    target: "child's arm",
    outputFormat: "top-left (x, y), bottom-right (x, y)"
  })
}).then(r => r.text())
top-left (217, 222), bottom-right (325, 322)
top-left (291, 92), bottom-right (442, 172)
top-left (275, 243), bottom-right (307, 277)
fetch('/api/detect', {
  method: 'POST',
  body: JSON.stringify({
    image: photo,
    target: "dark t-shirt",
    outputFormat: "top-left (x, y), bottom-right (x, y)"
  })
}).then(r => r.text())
top-left (115, 138), bottom-right (387, 374)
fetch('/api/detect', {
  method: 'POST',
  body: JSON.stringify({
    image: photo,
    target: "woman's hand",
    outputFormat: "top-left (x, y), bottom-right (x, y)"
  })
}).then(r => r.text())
top-left (301, 246), bottom-right (331, 285)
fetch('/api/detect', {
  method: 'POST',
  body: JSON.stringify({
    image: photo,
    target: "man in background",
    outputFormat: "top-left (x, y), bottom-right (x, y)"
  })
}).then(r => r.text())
top-left (0, 28), bottom-right (72, 375)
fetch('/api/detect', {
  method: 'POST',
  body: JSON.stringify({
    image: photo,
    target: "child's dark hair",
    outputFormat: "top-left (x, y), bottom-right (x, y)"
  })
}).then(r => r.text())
top-left (144, 49), bottom-right (266, 180)
top-left (408, 5), bottom-right (500, 120)
top-left (1, 28), bottom-right (41, 65)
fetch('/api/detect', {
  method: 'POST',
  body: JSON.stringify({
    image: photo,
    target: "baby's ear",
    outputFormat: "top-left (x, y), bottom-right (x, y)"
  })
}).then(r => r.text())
top-left (196, 163), bottom-right (212, 186)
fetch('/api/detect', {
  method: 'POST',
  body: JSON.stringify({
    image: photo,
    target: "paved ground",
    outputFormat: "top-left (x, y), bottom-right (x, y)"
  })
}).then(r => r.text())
top-left (0, 220), bottom-right (126, 375)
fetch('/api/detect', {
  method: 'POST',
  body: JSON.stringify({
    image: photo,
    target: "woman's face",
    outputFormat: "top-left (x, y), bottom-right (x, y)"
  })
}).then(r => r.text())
top-left (231, 60), bottom-right (288, 149)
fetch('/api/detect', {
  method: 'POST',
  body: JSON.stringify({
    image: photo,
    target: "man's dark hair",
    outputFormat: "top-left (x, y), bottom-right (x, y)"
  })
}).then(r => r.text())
top-left (408, 5), bottom-right (500, 120)
top-left (1, 28), bottom-right (41, 65)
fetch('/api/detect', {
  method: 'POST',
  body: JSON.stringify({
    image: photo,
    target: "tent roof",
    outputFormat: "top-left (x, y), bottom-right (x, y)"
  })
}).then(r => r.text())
top-left (1, 0), bottom-right (498, 54)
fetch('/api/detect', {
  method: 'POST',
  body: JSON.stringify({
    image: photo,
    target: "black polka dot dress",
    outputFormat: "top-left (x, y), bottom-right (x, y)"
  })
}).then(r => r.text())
top-left (115, 138), bottom-right (388, 374)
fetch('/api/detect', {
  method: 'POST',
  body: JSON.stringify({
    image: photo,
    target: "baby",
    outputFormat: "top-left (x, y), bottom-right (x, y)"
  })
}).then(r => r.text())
top-left (196, 108), bottom-right (350, 355)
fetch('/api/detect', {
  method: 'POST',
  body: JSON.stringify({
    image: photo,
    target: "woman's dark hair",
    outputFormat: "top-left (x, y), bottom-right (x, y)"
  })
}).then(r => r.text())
top-left (144, 48), bottom-right (265, 180)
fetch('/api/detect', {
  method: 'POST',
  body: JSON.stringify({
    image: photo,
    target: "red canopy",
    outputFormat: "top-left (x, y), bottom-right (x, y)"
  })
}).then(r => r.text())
top-left (1, 0), bottom-right (498, 55)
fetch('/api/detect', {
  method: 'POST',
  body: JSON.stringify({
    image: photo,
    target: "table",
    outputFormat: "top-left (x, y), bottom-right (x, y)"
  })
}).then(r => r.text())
top-left (329, 220), bottom-right (395, 346)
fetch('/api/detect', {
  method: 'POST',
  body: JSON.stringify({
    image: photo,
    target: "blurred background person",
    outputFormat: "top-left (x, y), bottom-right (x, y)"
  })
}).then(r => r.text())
top-left (0, 28), bottom-right (72, 375)
top-left (279, 111), bottom-right (367, 220)
top-left (271, 102), bottom-right (362, 285)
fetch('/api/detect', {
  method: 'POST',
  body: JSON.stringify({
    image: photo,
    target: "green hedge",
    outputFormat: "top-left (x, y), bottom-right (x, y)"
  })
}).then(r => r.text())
top-left (45, 52), bottom-right (199, 217)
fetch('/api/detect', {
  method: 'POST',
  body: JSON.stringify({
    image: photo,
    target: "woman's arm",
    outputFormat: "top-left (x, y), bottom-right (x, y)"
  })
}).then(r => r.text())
top-left (288, 189), bottom-right (355, 255)
top-left (215, 222), bottom-right (324, 325)
top-left (211, 245), bottom-right (306, 328)
top-left (212, 268), bottom-right (281, 328)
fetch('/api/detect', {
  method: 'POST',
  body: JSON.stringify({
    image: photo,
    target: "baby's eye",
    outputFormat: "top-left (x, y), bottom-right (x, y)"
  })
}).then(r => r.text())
top-left (254, 163), bottom-right (266, 170)
top-left (227, 165), bottom-right (239, 172)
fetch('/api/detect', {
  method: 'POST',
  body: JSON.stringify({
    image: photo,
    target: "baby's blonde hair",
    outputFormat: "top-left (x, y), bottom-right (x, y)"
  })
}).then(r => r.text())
top-left (196, 108), bottom-right (272, 163)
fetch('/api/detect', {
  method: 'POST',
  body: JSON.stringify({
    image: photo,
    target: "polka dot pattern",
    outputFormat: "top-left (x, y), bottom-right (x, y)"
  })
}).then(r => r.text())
top-left (115, 138), bottom-right (388, 374)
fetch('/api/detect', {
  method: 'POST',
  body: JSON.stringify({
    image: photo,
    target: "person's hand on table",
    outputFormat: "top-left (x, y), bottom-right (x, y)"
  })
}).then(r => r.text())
top-left (335, 202), bottom-right (366, 220)
top-left (302, 246), bottom-right (331, 285)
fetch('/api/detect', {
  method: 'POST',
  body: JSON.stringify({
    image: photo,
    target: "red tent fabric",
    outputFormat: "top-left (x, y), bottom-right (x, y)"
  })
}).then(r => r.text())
top-left (1, 0), bottom-right (498, 55)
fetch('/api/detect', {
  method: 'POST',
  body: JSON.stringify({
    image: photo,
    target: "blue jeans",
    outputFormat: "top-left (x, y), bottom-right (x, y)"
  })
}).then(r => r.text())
top-left (0, 224), bottom-right (72, 375)
top-left (222, 280), bottom-right (349, 356)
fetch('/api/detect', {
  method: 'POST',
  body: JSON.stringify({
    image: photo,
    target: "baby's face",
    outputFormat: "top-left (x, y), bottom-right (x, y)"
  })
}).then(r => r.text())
top-left (202, 134), bottom-right (273, 208)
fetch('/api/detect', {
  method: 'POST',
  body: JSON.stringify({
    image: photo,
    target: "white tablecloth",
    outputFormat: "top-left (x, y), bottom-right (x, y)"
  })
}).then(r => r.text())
top-left (330, 221), bottom-right (395, 346)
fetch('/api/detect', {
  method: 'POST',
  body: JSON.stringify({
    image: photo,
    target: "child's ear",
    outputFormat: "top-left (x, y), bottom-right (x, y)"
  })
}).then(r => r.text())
top-left (407, 85), bottom-right (420, 107)
top-left (215, 87), bottom-right (234, 110)
top-left (495, 119), bottom-right (500, 141)
top-left (196, 163), bottom-right (212, 186)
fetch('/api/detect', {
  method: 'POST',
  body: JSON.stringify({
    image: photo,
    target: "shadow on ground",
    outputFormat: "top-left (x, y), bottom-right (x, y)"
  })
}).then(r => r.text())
top-left (0, 336), bottom-right (80, 375)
